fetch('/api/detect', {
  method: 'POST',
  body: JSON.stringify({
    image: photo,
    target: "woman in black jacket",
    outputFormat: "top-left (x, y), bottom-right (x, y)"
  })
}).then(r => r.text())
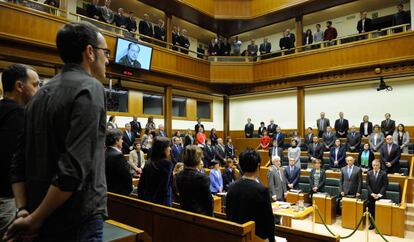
top-left (223, 159), bottom-right (237, 191)
top-left (210, 128), bottom-right (218, 146)
top-left (309, 159), bottom-right (326, 200)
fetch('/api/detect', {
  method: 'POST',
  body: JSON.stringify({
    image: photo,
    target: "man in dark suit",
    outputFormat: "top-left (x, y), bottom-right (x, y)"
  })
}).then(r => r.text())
top-left (346, 126), bottom-right (361, 152)
top-left (154, 19), bottom-right (166, 43)
top-left (357, 11), bottom-right (372, 34)
top-left (392, 4), bottom-right (410, 30)
top-left (215, 138), bottom-right (226, 166)
top-left (380, 135), bottom-right (401, 174)
top-left (130, 116), bottom-right (142, 138)
top-left (127, 15), bottom-right (137, 32)
top-left (330, 139), bottom-right (346, 169)
top-left (106, 130), bottom-right (133, 196)
top-left (317, 112), bottom-right (330, 138)
top-left (334, 112), bottom-right (349, 138)
top-left (322, 126), bottom-right (336, 150)
top-left (304, 127), bottom-right (315, 147)
top-left (179, 29), bottom-right (190, 54)
top-left (285, 158), bottom-right (300, 190)
top-left (267, 119), bottom-right (277, 138)
top-left (114, 8), bottom-right (128, 29)
top-left (122, 123), bottom-right (136, 154)
top-left (86, 0), bottom-right (101, 21)
top-left (381, 113), bottom-right (395, 136)
top-left (340, 156), bottom-right (362, 197)
top-left (247, 39), bottom-right (258, 57)
top-left (172, 26), bottom-right (180, 51)
top-left (273, 127), bottom-right (285, 148)
top-left (171, 137), bottom-right (183, 165)
top-left (157, 124), bottom-right (167, 137)
top-left (259, 38), bottom-right (271, 59)
top-left (308, 136), bottom-right (324, 162)
top-left (139, 13), bottom-right (153, 42)
top-left (285, 29), bottom-right (296, 47)
top-left (244, 118), bottom-right (254, 138)
top-left (203, 139), bottom-right (215, 167)
top-left (366, 159), bottom-right (388, 230)
top-left (195, 118), bottom-right (204, 134)
top-left (269, 139), bottom-right (283, 161)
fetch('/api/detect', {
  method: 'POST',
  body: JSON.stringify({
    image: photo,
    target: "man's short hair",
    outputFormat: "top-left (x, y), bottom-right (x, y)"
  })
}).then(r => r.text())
top-left (239, 148), bottom-right (261, 173)
top-left (128, 42), bottom-right (140, 52)
top-left (327, 21), bottom-right (332, 25)
top-left (105, 129), bottom-right (123, 147)
top-left (1, 64), bottom-right (35, 92)
top-left (182, 145), bottom-right (202, 167)
top-left (56, 22), bottom-right (100, 64)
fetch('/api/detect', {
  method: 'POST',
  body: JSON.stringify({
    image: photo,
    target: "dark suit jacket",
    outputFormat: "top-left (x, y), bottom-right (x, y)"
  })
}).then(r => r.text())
top-left (208, 43), bottom-right (219, 55)
top-left (273, 132), bottom-right (285, 148)
top-left (340, 165), bottom-right (362, 196)
top-left (334, 119), bottom-right (349, 137)
top-left (247, 44), bottom-right (258, 56)
top-left (309, 168), bottom-right (326, 192)
top-left (215, 144), bottom-right (226, 165)
top-left (130, 120), bottom-right (142, 137)
top-left (139, 20), bottom-right (153, 37)
top-left (381, 119), bottom-right (395, 136)
top-left (269, 147), bottom-right (283, 161)
top-left (329, 145), bottom-right (346, 168)
top-left (304, 133), bottom-right (315, 145)
top-left (302, 34), bottom-right (313, 45)
top-left (225, 144), bottom-right (236, 158)
top-left (357, 150), bottom-right (375, 169)
top-left (171, 144), bottom-right (183, 164)
top-left (122, 131), bottom-right (136, 154)
top-left (176, 168), bottom-right (214, 216)
top-left (203, 145), bottom-right (215, 167)
top-left (284, 166), bottom-right (300, 189)
top-left (154, 25), bottom-right (166, 41)
top-left (359, 122), bottom-right (373, 137)
top-left (244, 123), bottom-right (254, 138)
top-left (346, 132), bottom-right (361, 152)
top-left (210, 133), bottom-right (218, 146)
top-left (179, 35), bottom-right (190, 54)
top-left (357, 18), bottom-right (373, 33)
top-left (105, 147), bottom-right (132, 196)
top-left (114, 14), bottom-right (128, 28)
top-left (308, 143), bottom-right (324, 161)
top-left (184, 134), bottom-right (194, 147)
top-left (258, 126), bottom-right (266, 137)
top-left (367, 170), bottom-right (388, 197)
top-left (195, 123), bottom-right (205, 134)
top-left (380, 143), bottom-right (401, 173)
top-left (279, 37), bottom-right (292, 49)
top-left (267, 124), bottom-right (277, 137)
top-left (322, 132), bottom-right (336, 150)
top-left (127, 18), bottom-right (137, 32)
top-left (259, 42), bottom-right (271, 54)
top-left (223, 167), bottom-right (236, 191)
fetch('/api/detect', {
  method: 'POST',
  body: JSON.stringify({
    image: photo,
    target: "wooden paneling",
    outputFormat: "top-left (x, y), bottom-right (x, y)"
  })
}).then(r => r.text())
top-left (210, 63), bottom-right (254, 83)
top-left (251, 0), bottom-right (308, 17)
top-left (177, 0), bottom-right (215, 16)
top-left (214, 0), bottom-right (251, 19)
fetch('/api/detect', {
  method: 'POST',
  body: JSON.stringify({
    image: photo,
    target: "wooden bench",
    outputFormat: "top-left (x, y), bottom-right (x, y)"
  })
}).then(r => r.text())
top-left (104, 220), bottom-right (145, 242)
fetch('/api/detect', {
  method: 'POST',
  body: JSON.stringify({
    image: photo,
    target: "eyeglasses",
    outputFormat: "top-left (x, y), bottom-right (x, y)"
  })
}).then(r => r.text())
top-left (92, 46), bottom-right (111, 58)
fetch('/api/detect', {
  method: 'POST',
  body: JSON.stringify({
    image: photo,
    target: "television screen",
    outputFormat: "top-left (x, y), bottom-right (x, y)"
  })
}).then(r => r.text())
top-left (114, 38), bottom-right (153, 70)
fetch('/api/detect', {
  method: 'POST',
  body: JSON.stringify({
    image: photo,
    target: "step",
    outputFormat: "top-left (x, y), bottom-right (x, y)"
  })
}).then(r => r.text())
top-left (406, 220), bottom-right (414, 232)
top-left (407, 211), bottom-right (414, 221)
top-left (407, 203), bottom-right (414, 213)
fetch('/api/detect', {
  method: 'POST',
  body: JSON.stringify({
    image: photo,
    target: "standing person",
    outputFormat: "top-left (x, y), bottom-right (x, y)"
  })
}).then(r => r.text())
top-left (130, 116), bottom-right (142, 138)
top-left (172, 26), bottom-right (180, 51)
top-left (221, 38), bottom-right (232, 56)
top-left (267, 119), bottom-right (277, 138)
top-left (279, 31), bottom-right (292, 51)
top-left (225, 136), bottom-right (236, 161)
top-left (215, 138), bottom-right (227, 166)
top-left (359, 115), bottom-right (373, 138)
top-left (0, 64), bottom-right (39, 237)
top-left (324, 21), bottom-right (338, 45)
top-left (346, 126), bottom-right (361, 152)
top-left (358, 143), bottom-right (375, 172)
top-left (308, 136), bottom-right (324, 162)
top-left (141, 129), bottom-right (153, 154)
top-left (288, 139), bottom-right (301, 169)
top-left (393, 123), bottom-right (410, 154)
top-left (317, 112), bottom-right (330, 138)
top-left (5, 22), bottom-right (109, 241)
top-left (267, 157), bottom-right (287, 202)
top-left (208, 38), bottom-right (219, 56)
top-left (114, 8), bottom-right (128, 29)
top-left (285, 29), bottom-right (296, 48)
top-left (209, 161), bottom-right (223, 194)
top-left (309, 159), bottom-right (326, 197)
top-left (259, 130), bottom-right (271, 151)
top-left (247, 39), bottom-right (258, 57)
top-left (157, 124), bottom-right (167, 137)
top-left (259, 38), bottom-right (271, 59)
top-left (171, 136), bottom-right (183, 165)
top-left (122, 123), bottom-right (136, 154)
top-left (369, 125), bottom-right (384, 152)
top-left (392, 3), bottom-right (409, 32)
top-left (285, 158), bottom-right (300, 190)
top-left (233, 36), bottom-right (242, 56)
top-left (86, 0), bottom-right (101, 21)
top-left (196, 127), bottom-right (206, 147)
top-left (105, 129), bottom-right (133, 196)
top-left (210, 128), bottom-right (218, 146)
top-left (340, 157), bottom-right (362, 198)
top-left (107, 115), bottom-right (118, 129)
top-left (322, 126), bottom-right (336, 151)
top-left (223, 159), bottom-right (237, 191)
top-left (303, 29), bottom-right (313, 46)
top-left (244, 118), bottom-right (254, 138)
top-left (100, 0), bottom-right (114, 24)
top-left (357, 11), bottom-right (372, 34)
top-left (291, 130), bottom-right (302, 148)
top-left (176, 145), bottom-right (213, 216)
top-left (313, 23), bottom-right (324, 47)
top-left (329, 139), bottom-right (346, 169)
top-left (203, 139), bottom-right (215, 167)
top-left (226, 149), bottom-right (275, 242)
top-left (380, 135), bottom-right (401, 174)
top-left (334, 112), bottom-right (349, 138)
top-left (154, 19), bottom-right (166, 44)
top-left (184, 129), bottom-right (194, 147)
top-left (127, 15), bottom-right (137, 32)
top-left (269, 139), bottom-right (283, 162)
top-left (138, 137), bottom-right (174, 206)
top-left (273, 126), bottom-right (285, 148)
top-left (366, 160), bottom-right (388, 230)
top-left (258, 122), bottom-right (266, 137)
top-left (179, 29), bottom-right (190, 54)
top-left (128, 142), bottom-right (145, 177)
top-left (304, 127), bottom-right (315, 147)
top-left (139, 13), bottom-right (153, 42)
top-left (381, 113), bottom-right (395, 136)
top-left (195, 118), bottom-right (204, 134)
top-left (145, 116), bottom-right (156, 132)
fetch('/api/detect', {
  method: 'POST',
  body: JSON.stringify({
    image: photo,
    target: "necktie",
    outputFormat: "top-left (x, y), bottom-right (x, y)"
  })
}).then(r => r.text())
top-left (340, 119), bottom-right (343, 126)
top-left (335, 148), bottom-right (338, 161)
top-left (127, 131), bottom-right (131, 141)
top-left (388, 145), bottom-right (392, 155)
top-left (353, 132), bottom-right (355, 138)
top-left (348, 167), bottom-right (352, 179)
top-left (375, 171), bottom-right (378, 180)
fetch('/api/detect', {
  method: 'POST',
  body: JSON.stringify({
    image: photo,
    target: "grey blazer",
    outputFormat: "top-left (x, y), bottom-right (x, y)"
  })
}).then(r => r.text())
top-left (317, 118), bottom-right (330, 132)
top-left (339, 165), bottom-right (362, 196)
top-left (287, 146), bottom-right (301, 169)
top-left (267, 165), bottom-right (287, 201)
top-left (393, 131), bottom-right (410, 154)
top-left (368, 132), bottom-right (384, 152)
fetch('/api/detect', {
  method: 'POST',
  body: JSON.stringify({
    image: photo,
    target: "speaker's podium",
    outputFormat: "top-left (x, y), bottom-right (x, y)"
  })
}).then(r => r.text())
top-left (341, 197), bottom-right (366, 230)
top-left (312, 193), bottom-right (336, 225)
top-left (286, 191), bottom-right (310, 204)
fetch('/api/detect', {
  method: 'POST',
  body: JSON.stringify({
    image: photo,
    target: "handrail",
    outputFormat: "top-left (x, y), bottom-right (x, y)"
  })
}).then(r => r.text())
top-left (400, 178), bottom-right (408, 208)
top-left (410, 156), bottom-right (414, 177)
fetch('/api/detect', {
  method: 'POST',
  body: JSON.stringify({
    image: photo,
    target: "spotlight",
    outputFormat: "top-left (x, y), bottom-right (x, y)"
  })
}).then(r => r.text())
top-left (377, 77), bottom-right (392, 91)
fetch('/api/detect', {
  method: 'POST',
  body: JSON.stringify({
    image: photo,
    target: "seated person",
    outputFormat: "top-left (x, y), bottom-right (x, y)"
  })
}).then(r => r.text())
top-left (339, 156), bottom-right (362, 198)
top-left (203, 138), bottom-right (215, 167)
top-left (226, 149), bottom-right (275, 242)
top-left (269, 138), bottom-right (283, 162)
top-left (380, 135), bottom-right (401, 174)
top-left (223, 159), bottom-right (237, 192)
top-left (209, 161), bottom-right (223, 194)
top-left (369, 125), bottom-right (384, 152)
top-left (309, 159), bottom-right (326, 198)
top-left (329, 139), bottom-right (346, 169)
top-left (259, 130), bottom-right (271, 150)
top-left (176, 145), bottom-right (214, 216)
top-left (366, 159), bottom-right (388, 230)
top-left (308, 136), bottom-right (324, 162)
top-left (267, 157), bottom-right (287, 202)
top-left (322, 126), bottom-right (336, 151)
top-left (128, 142), bottom-right (146, 177)
top-left (284, 158), bottom-right (300, 190)
top-left (346, 126), bottom-right (361, 152)
top-left (105, 129), bottom-right (133, 196)
top-left (357, 143), bottom-right (375, 172)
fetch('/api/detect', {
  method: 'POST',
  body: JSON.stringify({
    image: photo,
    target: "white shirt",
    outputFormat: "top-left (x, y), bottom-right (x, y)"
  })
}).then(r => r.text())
top-left (364, 123), bottom-right (368, 135)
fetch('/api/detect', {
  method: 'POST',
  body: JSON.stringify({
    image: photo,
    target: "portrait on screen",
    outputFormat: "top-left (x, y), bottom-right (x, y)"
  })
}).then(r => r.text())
top-left (115, 38), bottom-right (152, 70)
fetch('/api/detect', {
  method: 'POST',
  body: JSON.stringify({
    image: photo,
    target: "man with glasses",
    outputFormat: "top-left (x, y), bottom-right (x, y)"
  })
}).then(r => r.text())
top-left (119, 42), bottom-right (141, 68)
top-left (4, 21), bottom-right (109, 242)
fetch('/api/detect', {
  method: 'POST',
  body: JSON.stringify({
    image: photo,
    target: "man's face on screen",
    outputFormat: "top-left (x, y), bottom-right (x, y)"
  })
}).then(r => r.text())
top-left (128, 44), bottom-right (140, 61)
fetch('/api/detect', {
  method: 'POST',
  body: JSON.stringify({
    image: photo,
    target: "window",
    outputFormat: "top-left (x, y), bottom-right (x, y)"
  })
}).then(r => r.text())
top-left (196, 100), bottom-right (211, 119)
top-left (143, 93), bottom-right (163, 115)
top-left (172, 96), bottom-right (187, 117)
top-left (105, 87), bottom-right (128, 112)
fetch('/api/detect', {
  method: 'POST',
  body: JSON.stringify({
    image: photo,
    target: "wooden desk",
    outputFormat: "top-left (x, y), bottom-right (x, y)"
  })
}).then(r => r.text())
top-left (213, 196), bottom-right (222, 213)
top-left (375, 201), bottom-right (393, 235)
top-left (341, 198), bottom-right (366, 230)
top-left (272, 203), bottom-right (313, 227)
top-left (312, 194), bottom-right (336, 225)
top-left (105, 220), bottom-right (144, 242)
top-left (286, 192), bottom-right (310, 204)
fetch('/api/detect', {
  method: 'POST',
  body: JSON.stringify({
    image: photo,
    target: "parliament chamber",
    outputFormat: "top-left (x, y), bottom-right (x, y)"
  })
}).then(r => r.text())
top-left (0, 0), bottom-right (414, 242)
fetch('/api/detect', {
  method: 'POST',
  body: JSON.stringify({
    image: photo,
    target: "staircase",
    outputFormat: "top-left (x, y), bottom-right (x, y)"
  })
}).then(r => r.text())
top-left (406, 178), bottom-right (414, 232)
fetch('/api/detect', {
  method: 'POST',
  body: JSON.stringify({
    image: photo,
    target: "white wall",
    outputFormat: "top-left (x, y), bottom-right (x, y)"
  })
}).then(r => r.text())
top-left (304, 79), bottom-right (414, 129)
top-left (229, 91), bottom-right (297, 130)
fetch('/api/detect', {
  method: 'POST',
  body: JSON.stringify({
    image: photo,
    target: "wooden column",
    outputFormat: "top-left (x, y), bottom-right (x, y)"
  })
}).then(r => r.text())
top-left (164, 86), bottom-right (173, 137)
top-left (295, 15), bottom-right (303, 48)
top-left (223, 95), bottom-right (230, 139)
top-left (297, 87), bottom-right (305, 136)
top-left (165, 13), bottom-right (172, 45)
